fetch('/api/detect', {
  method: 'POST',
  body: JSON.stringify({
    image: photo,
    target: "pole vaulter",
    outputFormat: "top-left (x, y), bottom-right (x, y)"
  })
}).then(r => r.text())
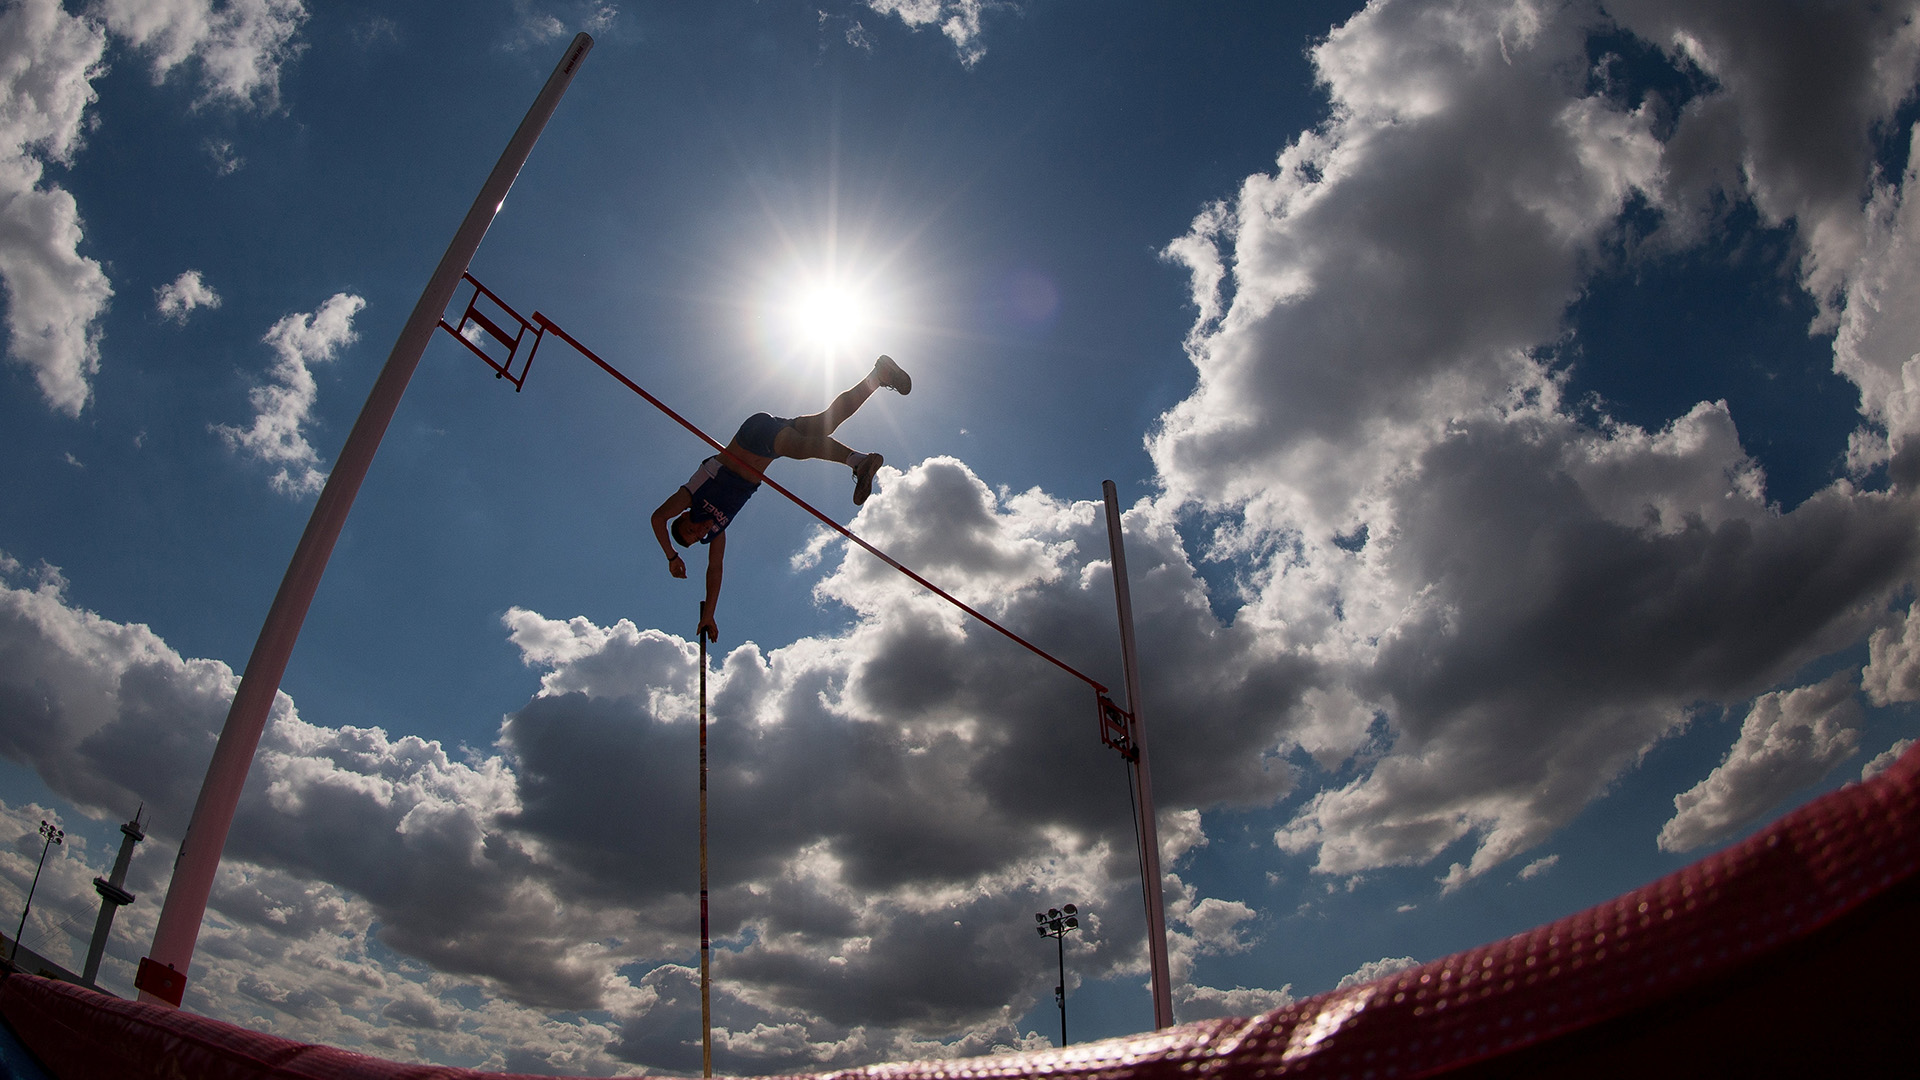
top-left (134, 34), bottom-right (595, 1008)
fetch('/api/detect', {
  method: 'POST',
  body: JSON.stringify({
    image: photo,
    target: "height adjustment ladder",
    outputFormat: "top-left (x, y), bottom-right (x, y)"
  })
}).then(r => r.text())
top-left (1097, 694), bottom-right (1137, 761)
top-left (438, 272), bottom-right (543, 390)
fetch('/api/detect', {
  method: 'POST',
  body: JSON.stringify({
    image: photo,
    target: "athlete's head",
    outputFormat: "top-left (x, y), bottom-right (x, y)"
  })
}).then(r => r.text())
top-left (671, 512), bottom-right (714, 547)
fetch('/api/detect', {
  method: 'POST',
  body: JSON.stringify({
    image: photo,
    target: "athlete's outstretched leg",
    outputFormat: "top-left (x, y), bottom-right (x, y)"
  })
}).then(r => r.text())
top-left (773, 355), bottom-right (910, 506)
top-left (778, 355), bottom-right (911, 457)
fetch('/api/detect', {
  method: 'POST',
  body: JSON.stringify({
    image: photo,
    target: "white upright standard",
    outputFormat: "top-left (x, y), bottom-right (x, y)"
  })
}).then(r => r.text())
top-left (1104, 480), bottom-right (1174, 1028)
top-left (138, 33), bottom-right (595, 1007)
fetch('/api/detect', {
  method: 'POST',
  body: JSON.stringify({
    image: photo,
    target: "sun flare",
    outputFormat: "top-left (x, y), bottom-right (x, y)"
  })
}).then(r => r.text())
top-left (786, 281), bottom-right (873, 355)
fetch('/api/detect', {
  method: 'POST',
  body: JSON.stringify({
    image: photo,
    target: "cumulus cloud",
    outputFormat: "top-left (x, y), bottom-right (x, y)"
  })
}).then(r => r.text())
top-left (1153, 0), bottom-right (1920, 893)
top-left (867, 0), bottom-right (997, 67)
top-left (155, 269), bottom-right (220, 323)
top-left (0, 0), bottom-right (112, 417)
top-left (1863, 598), bottom-right (1920, 705)
top-left (0, 494), bottom-right (1277, 1072)
top-left (1657, 671), bottom-right (1864, 853)
top-left (0, 0), bottom-right (313, 416)
top-left (93, 0), bottom-right (309, 110)
top-left (0, 557), bottom-right (228, 825)
top-left (1604, 0), bottom-right (1920, 324)
top-left (1334, 955), bottom-right (1419, 991)
top-left (1516, 854), bottom-right (1558, 881)
top-left (505, 1), bottom-right (565, 48)
top-left (1173, 981), bottom-right (1292, 1022)
top-left (212, 292), bottom-right (364, 497)
top-left (0, 556), bottom-right (782, 1067)
top-left (504, 1), bottom-right (617, 50)
top-left (1597, 1), bottom-right (1920, 485)
top-left (1862, 738), bottom-right (1914, 781)
top-left (1161, 872), bottom-right (1293, 1021)
top-left (8, 0), bottom-right (1920, 1066)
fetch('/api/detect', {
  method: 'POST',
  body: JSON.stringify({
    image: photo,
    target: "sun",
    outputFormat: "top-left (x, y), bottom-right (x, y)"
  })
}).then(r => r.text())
top-left (786, 280), bottom-right (874, 356)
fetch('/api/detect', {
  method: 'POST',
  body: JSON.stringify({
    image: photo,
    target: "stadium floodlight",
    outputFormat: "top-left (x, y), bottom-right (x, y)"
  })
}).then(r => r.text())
top-left (12, 821), bottom-right (64, 966)
top-left (1035, 903), bottom-right (1082, 1046)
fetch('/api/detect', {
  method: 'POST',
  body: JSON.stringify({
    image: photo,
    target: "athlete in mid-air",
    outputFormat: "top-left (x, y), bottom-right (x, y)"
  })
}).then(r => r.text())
top-left (652, 354), bottom-right (912, 642)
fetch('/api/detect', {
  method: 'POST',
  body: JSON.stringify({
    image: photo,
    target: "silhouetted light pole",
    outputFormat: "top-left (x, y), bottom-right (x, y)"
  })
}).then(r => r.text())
top-left (12, 820), bottom-right (63, 966)
top-left (1036, 904), bottom-right (1080, 1046)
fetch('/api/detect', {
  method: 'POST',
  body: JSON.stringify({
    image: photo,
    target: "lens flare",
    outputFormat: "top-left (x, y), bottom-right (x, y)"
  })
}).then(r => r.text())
top-left (788, 282), bottom-right (871, 354)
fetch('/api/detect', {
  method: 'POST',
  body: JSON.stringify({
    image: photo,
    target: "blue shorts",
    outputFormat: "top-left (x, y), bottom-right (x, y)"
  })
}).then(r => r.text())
top-left (734, 412), bottom-right (793, 457)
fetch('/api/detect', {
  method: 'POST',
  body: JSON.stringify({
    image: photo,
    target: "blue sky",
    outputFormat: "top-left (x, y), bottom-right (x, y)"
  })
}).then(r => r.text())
top-left (3, 0), bottom-right (1920, 1074)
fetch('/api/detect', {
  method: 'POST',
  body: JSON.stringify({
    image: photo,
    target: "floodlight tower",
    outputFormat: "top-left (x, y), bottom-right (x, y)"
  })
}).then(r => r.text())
top-left (1036, 904), bottom-right (1080, 1046)
top-left (11, 821), bottom-right (63, 966)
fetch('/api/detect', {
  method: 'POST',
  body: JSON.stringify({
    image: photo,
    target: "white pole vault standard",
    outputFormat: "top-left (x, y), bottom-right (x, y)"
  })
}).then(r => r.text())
top-left (1103, 480), bottom-right (1174, 1029)
top-left (136, 33), bottom-right (594, 1008)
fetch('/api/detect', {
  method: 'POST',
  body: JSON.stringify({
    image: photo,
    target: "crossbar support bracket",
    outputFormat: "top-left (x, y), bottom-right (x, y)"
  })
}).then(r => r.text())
top-left (1098, 694), bottom-right (1137, 761)
top-left (438, 272), bottom-right (544, 390)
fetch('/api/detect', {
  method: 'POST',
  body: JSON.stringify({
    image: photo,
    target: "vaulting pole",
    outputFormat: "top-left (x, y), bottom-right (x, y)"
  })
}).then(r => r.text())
top-left (1103, 480), bottom-right (1173, 1028)
top-left (136, 33), bottom-right (594, 1007)
top-left (699, 617), bottom-right (714, 1078)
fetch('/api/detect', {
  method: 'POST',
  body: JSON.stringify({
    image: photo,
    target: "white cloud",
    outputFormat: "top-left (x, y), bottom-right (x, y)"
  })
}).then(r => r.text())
top-left (583, 2), bottom-right (618, 35)
top-left (1334, 955), bottom-right (1418, 991)
top-left (1157, 807), bottom-right (1206, 866)
top-left (1597, 2), bottom-right (1920, 479)
top-left (1658, 671), bottom-right (1864, 853)
top-left (93, 0), bottom-right (310, 110)
top-left (1172, 981), bottom-right (1292, 1022)
top-left (0, 525), bottom-right (1249, 1071)
top-left (205, 136), bottom-right (243, 174)
top-left (0, 558), bottom-right (233, 824)
top-left (504, 1), bottom-right (616, 50)
top-left (7, 0), bottom-right (1920, 1063)
top-left (866, 0), bottom-right (996, 67)
top-left (1178, 896), bottom-right (1257, 953)
top-left (1154, 0), bottom-right (1663, 534)
top-left (1864, 599), bottom-right (1920, 706)
top-left (0, 0), bottom-right (313, 417)
top-left (1605, 0), bottom-right (1920, 326)
top-left (0, 0), bottom-right (112, 417)
top-left (1862, 738), bottom-right (1914, 781)
top-left (1516, 854), bottom-right (1558, 880)
top-left (1160, 871), bottom-right (1293, 1021)
top-left (212, 292), bottom-right (364, 497)
top-left (1158, 0), bottom-right (1920, 892)
top-left (155, 269), bottom-right (220, 323)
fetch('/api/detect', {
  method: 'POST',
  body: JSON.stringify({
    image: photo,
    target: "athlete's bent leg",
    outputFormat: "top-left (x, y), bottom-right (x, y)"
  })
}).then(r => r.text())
top-left (772, 426), bottom-right (855, 464)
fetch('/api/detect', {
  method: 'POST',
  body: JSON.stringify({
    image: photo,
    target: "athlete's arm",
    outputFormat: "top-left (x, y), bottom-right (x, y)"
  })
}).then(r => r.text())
top-left (699, 531), bottom-right (725, 641)
top-left (651, 488), bottom-right (692, 578)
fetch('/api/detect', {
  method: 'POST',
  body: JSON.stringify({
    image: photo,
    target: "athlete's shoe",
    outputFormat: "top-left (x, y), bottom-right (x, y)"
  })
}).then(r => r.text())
top-left (874, 354), bottom-right (912, 395)
top-left (853, 452), bottom-right (884, 505)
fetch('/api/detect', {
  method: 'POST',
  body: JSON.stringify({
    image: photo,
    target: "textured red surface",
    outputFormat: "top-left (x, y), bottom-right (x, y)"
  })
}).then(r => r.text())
top-left (4, 742), bottom-right (1917, 1078)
